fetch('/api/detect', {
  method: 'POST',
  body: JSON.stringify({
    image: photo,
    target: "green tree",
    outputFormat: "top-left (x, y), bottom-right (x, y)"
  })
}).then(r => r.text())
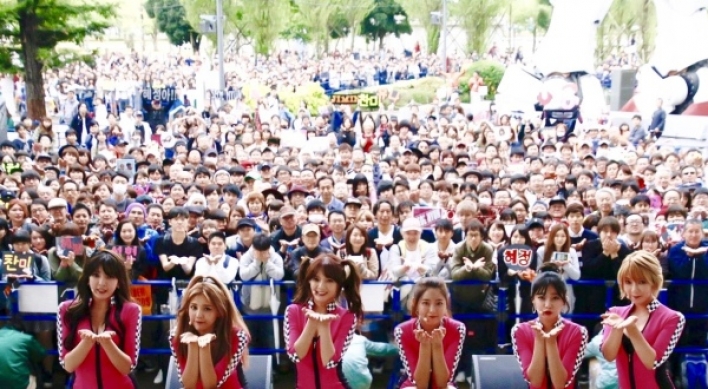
top-left (293, 0), bottom-right (344, 55)
top-left (509, 0), bottom-right (551, 52)
top-left (241, 0), bottom-right (290, 55)
top-left (453, 0), bottom-right (508, 55)
top-left (338, 0), bottom-right (375, 49)
top-left (181, 0), bottom-right (249, 51)
top-left (595, 0), bottom-right (655, 63)
top-left (0, 0), bottom-right (114, 119)
top-left (398, 0), bottom-right (441, 54)
top-left (360, 0), bottom-right (411, 49)
top-left (146, 0), bottom-right (201, 52)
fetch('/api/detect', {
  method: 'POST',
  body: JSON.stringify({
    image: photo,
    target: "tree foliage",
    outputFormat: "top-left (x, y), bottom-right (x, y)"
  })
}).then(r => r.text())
top-left (398, 0), bottom-right (441, 54)
top-left (292, 0), bottom-right (345, 55)
top-left (0, 0), bottom-right (114, 119)
top-left (596, 0), bottom-right (656, 63)
top-left (360, 0), bottom-right (412, 49)
top-left (453, 0), bottom-right (508, 56)
top-left (240, 0), bottom-right (290, 55)
top-left (146, 0), bottom-right (201, 52)
top-left (338, 0), bottom-right (375, 49)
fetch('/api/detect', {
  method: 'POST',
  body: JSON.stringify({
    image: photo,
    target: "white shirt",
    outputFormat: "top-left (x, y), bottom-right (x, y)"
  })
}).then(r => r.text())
top-left (194, 254), bottom-right (239, 285)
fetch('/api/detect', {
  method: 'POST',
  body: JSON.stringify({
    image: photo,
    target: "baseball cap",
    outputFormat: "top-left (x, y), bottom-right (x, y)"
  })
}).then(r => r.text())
top-left (400, 218), bottom-right (422, 233)
top-left (302, 224), bottom-right (320, 236)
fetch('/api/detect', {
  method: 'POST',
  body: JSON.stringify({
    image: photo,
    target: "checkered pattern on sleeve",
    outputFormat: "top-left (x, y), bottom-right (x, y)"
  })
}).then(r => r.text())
top-left (448, 321), bottom-right (466, 382)
top-left (510, 323), bottom-right (531, 384)
top-left (168, 329), bottom-right (184, 385)
top-left (655, 312), bottom-right (685, 369)
top-left (216, 329), bottom-right (249, 388)
top-left (394, 325), bottom-right (415, 384)
top-left (56, 303), bottom-right (66, 369)
top-left (564, 324), bottom-right (588, 388)
top-left (283, 308), bottom-right (300, 363)
top-left (325, 314), bottom-right (357, 369)
top-left (129, 307), bottom-right (142, 371)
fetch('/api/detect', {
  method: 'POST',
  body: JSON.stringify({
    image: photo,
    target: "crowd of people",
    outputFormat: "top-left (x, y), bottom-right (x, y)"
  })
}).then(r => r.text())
top-left (0, 42), bottom-right (703, 389)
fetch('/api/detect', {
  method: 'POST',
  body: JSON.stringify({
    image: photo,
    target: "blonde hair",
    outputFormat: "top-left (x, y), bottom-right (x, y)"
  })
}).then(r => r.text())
top-left (616, 250), bottom-right (663, 299)
top-left (175, 276), bottom-right (250, 368)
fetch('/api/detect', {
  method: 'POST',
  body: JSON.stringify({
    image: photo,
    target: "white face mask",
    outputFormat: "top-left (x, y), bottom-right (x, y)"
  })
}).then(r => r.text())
top-left (308, 214), bottom-right (325, 224)
top-left (479, 197), bottom-right (492, 205)
top-left (113, 184), bottom-right (127, 195)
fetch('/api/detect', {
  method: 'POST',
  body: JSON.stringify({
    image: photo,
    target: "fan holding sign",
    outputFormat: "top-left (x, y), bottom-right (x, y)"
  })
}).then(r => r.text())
top-left (536, 225), bottom-right (581, 312)
top-left (497, 226), bottom-right (539, 342)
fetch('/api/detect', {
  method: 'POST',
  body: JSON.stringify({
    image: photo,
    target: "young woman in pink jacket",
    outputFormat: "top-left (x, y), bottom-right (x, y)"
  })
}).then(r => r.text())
top-left (512, 266), bottom-right (588, 389)
top-left (395, 277), bottom-right (465, 389)
top-left (58, 250), bottom-right (142, 389)
top-left (284, 252), bottom-right (363, 389)
top-left (601, 250), bottom-right (685, 389)
top-left (170, 276), bottom-right (250, 389)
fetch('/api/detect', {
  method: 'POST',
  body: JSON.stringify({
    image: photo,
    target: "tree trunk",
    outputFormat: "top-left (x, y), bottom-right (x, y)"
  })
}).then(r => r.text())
top-left (378, 35), bottom-right (384, 50)
top-left (350, 25), bottom-right (356, 50)
top-left (20, 16), bottom-right (46, 120)
top-left (427, 25), bottom-right (440, 54)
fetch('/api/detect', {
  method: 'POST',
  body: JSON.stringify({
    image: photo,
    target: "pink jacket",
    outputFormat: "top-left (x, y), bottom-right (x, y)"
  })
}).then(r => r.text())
top-left (601, 299), bottom-right (685, 389)
top-left (57, 300), bottom-right (142, 389)
top-left (284, 302), bottom-right (357, 389)
top-left (512, 318), bottom-right (587, 389)
top-left (394, 317), bottom-right (465, 389)
top-left (170, 327), bottom-right (249, 389)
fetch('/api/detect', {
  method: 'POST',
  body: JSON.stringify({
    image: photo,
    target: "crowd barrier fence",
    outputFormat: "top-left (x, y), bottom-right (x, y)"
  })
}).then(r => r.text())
top-left (3, 278), bottom-right (708, 382)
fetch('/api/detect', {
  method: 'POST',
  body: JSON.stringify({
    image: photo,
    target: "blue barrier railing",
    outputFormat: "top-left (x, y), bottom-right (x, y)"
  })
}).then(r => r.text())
top-left (3, 278), bottom-right (708, 358)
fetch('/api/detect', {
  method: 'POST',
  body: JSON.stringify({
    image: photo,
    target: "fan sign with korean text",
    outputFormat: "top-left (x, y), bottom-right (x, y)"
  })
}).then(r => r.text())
top-left (502, 244), bottom-right (534, 272)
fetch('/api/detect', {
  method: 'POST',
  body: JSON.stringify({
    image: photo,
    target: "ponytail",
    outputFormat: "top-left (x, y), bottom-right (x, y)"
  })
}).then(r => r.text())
top-left (341, 259), bottom-right (364, 320)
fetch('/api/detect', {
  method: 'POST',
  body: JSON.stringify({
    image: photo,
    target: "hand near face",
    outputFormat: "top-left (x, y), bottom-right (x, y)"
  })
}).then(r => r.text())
top-left (543, 324), bottom-right (564, 339)
top-left (431, 327), bottom-right (446, 345)
top-left (601, 312), bottom-right (626, 328)
top-left (180, 331), bottom-right (199, 344)
top-left (531, 321), bottom-right (545, 340)
top-left (414, 329), bottom-right (433, 345)
top-left (197, 334), bottom-right (216, 348)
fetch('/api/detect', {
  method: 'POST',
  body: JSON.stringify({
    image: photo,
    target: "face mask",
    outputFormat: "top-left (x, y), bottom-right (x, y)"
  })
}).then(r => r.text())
top-left (308, 214), bottom-right (325, 224)
top-left (479, 197), bottom-right (492, 205)
top-left (113, 184), bottom-right (127, 195)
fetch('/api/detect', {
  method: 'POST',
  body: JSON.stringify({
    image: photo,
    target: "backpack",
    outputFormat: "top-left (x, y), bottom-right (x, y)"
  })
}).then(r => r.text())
top-left (682, 353), bottom-right (708, 389)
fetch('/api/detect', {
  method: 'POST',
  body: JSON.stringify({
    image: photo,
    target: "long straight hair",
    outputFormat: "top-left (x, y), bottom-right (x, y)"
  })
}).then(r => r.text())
top-left (62, 250), bottom-right (133, 351)
top-left (175, 276), bottom-right (250, 367)
top-left (543, 224), bottom-right (571, 264)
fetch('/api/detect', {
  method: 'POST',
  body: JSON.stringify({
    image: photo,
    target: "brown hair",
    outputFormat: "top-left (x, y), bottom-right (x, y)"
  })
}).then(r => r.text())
top-left (542, 224), bottom-right (571, 264)
top-left (617, 250), bottom-right (663, 299)
top-left (344, 224), bottom-right (369, 255)
top-left (408, 277), bottom-right (451, 317)
top-left (175, 276), bottom-right (250, 367)
top-left (293, 253), bottom-right (363, 320)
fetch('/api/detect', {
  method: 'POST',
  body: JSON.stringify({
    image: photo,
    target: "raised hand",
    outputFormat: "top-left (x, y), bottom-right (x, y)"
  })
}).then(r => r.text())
top-left (78, 329), bottom-right (96, 343)
top-left (431, 327), bottom-right (446, 344)
top-left (531, 321), bottom-right (545, 340)
top-left (414, 329), bottom-right (433, 345)
top-left (601, 312), bottom-right (631, 329)
top-left (543, 324), bottom-right (564, 339)
top-left (197, 334), bottom-right (216, 348)
top-left (94, 331), bottom-right (116, 346)
top-left (180, 331), bottom-right (199, 344)
top-left (572, 239), bottom-right (586, 251)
